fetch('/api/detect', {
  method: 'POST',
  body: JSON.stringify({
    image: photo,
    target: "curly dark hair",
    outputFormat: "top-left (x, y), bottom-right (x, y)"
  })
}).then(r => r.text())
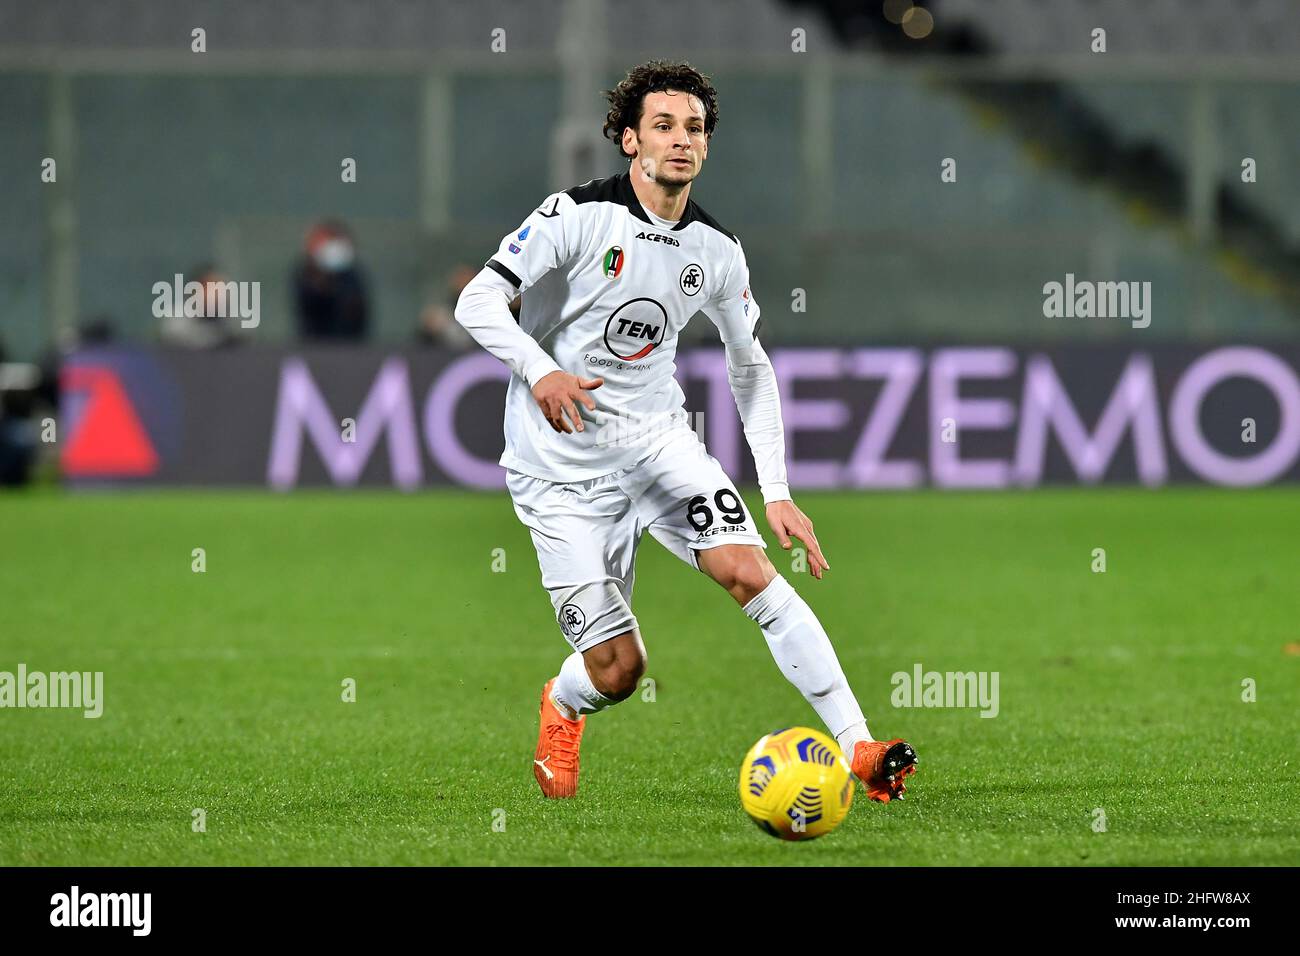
top-left (601, 60), bottom-right (719, 160)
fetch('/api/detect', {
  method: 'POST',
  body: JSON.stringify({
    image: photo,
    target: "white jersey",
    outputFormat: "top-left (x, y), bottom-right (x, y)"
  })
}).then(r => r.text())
top-left (482, 171), bottom-right (762, 483)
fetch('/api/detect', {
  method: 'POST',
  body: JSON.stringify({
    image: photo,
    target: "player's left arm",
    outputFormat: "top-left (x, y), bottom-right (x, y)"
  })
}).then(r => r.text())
top-left (706, 242), bottom-right (829, 579)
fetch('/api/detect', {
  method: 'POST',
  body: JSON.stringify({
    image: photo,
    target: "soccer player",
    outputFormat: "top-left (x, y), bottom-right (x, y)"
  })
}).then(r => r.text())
top-left (454, 60), bottom-right (917, 802)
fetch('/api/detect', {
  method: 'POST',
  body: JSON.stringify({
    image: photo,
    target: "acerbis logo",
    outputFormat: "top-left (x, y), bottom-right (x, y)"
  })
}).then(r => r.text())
top-left (680, 263), bottom-right (703, 297)
top-left (602, 245), bottom-right (625, 279)
top-left (635, 231), bottom-right (680, 247)
top-left (603, 298), bottom-right (668, 361)
top-left (559, 603), bottom-right (586, 637)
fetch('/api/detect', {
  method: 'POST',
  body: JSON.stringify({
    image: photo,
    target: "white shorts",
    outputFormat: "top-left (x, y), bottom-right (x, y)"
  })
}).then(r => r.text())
top-left (507, 427), bottom-right (767, 652)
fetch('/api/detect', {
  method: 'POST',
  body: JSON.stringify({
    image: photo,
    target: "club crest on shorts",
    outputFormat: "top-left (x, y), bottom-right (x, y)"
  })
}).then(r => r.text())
top-left (559, 603), bottom-right (587, 637)
top-left (603, 245), bottom-right (625, 279)
top-left (680, 263), bottom-right (703, 296)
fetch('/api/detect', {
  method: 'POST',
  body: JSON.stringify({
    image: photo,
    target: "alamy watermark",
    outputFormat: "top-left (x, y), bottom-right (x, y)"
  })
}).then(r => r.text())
top-left (891, 663), bottom-right (999, 718)
top-left (50, 886), bottom-right (150, 936)
top-left (0, 664), bottom-right (103, 718)
top-left (592, 409), bottom-right (706, 448)
top-left (1043, 273), bottom-right (1150, 329)
top-left (152, 273), bottom-right (260, 328)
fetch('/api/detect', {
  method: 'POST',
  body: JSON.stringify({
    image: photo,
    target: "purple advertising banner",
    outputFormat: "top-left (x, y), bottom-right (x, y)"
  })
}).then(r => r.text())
top-left (61, 344), bottom-right (1300, 489)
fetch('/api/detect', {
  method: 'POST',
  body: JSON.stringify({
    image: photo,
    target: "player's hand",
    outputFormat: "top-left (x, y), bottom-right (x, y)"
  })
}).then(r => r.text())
top-left (765, 500), bottom-right (829, 580)
top-left (532, 371), bottom-right (603, 434)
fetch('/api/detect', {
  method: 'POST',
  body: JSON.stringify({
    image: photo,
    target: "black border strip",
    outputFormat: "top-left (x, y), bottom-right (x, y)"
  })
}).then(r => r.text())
top-left (484, 258), bottom-right (521, 289)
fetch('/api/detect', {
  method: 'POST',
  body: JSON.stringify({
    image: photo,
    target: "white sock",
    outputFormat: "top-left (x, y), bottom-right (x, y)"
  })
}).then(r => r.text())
top-left (835, 721), bottom-right (874, 760)
top-left (550, 651), bottom-right (614, 720)
top-left (744, 575), bottom-right (873, 752)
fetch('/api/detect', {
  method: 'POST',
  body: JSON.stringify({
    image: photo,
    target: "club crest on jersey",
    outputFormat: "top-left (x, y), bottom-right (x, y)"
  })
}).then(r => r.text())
top-left (680, 263), bottom-right (704, 297)
top-left (603, 298), bottom-right (668, 361)
top-left (602, 245), bottom-right (625, 280)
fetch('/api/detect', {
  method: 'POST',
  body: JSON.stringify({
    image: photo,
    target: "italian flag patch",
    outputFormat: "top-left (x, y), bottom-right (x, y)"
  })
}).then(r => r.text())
top-left (603, 245), bottom-right (624, 279)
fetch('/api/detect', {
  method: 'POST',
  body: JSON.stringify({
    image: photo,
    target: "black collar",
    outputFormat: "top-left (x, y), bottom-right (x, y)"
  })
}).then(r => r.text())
top-left (617, 170), bottom-right (697, 232)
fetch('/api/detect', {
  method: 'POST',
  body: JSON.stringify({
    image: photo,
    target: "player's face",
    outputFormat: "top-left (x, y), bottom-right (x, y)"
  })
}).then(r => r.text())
top-left (625, 90), bottom-right (709, 186)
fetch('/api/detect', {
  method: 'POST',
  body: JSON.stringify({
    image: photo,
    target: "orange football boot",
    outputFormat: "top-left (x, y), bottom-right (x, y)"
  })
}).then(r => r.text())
top-left (533, 678), bottom-right (585, 798)
top-left (846, 739), bottom-right (918, 803)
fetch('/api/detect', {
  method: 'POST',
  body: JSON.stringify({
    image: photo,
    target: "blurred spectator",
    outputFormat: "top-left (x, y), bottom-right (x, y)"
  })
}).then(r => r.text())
top-left (294, 221), bottom-right (369, 341)
top-left (0, 395), bottom-right (37, 485)
top-left (0, 335), bottom-right (38, 485)
top-left (69, 315), bottom-right (117, 348)
top-left (36, 315), bottom-right (116, 409)
top-left (159, 265), bottom-right (238, 349)
top-left (415, 264), bottom-right (481, 349)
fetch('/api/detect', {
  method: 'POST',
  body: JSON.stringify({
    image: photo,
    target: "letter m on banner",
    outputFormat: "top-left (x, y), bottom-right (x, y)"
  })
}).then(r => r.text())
top-left (267, 358), bottom-right (423, 489)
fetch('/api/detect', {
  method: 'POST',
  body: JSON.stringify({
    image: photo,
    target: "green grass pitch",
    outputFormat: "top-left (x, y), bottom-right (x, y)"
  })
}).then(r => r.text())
top-left (1, 487), bottom-right (1296, 866)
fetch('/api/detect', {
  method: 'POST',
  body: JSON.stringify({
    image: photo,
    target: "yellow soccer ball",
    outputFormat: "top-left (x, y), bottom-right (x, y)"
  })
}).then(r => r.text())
top-left (739, 727), bottom-right (854, 840)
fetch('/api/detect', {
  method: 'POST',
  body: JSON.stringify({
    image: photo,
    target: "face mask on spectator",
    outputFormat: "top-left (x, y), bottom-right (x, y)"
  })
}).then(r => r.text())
top-left (314, 238), bottom-right (354, 272)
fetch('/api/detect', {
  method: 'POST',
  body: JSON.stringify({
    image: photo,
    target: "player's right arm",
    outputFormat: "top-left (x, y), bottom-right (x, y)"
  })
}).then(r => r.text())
top-left (454, 192), bottom-right (602, 433)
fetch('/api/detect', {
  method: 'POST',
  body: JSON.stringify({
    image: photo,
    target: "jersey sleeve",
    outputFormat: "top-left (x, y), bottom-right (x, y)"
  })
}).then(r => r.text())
top-left (704, 239), bottom-right (761, 348)
top-left (483, 191), bottom-right (581, 294)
